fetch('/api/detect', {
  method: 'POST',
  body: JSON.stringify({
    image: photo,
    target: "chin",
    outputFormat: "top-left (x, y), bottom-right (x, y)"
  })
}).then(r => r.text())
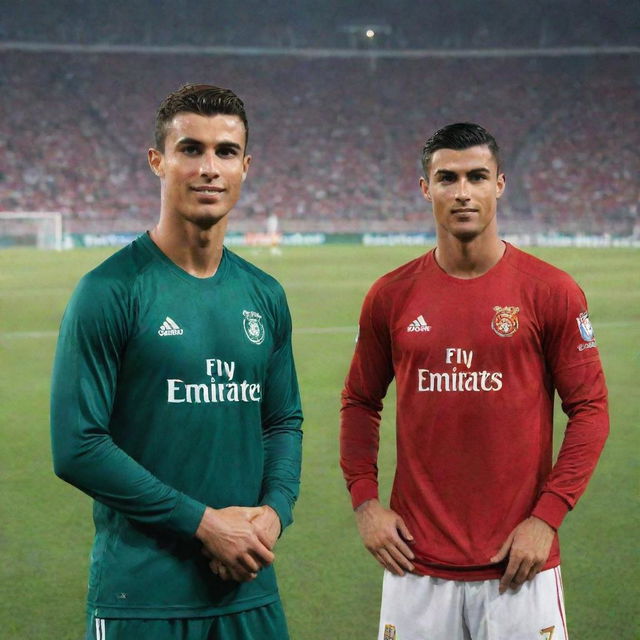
top-left (185, 210), bottom-right (229, 230)
top-left (451, 228), bottom-right (481, 243)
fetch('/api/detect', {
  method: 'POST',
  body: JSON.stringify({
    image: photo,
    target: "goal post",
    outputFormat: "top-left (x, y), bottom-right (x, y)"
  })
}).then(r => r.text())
top-left (0, 212), bottom-right (64, 250)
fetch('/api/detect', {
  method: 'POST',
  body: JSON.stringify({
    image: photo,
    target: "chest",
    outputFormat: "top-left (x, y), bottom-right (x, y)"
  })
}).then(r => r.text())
top-left (120, 278), bottom-right (275, 386)
top-left (388, 280), bottom-right (545, 375)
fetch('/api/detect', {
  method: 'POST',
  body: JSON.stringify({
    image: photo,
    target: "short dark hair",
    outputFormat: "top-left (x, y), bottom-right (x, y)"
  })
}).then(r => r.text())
top-left (421, 122), bottom-right (500, 177)
top-left (154, 83), bottom-right (249, 152)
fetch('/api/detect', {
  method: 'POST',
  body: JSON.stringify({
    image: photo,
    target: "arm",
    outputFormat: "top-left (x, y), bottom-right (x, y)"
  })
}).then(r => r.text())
top-left (340, 285), bottom-right (415, 574)
top-left (531, 360), bottom-right (609, 529)
top-left (51, 273), bottom-right (205, 536)
top-left (492, 279), bottom-right (609, 593)
top-left (257, 290), bottom-right (303, 538)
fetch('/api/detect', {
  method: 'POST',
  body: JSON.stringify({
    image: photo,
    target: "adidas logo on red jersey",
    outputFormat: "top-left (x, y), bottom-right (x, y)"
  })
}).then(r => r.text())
top-left (407, 315), bottom-right (431, 332)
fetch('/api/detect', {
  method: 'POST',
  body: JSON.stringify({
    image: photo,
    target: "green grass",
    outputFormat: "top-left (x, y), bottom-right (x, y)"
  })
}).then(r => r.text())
top-left (0, 245), bottom-right (638, 639)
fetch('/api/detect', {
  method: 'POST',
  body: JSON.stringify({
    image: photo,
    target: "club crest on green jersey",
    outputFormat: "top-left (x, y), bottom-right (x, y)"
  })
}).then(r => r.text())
top-left (491, 306), bottom-right (520, 337)
top-left (243, 310), bottom-right (265, 345)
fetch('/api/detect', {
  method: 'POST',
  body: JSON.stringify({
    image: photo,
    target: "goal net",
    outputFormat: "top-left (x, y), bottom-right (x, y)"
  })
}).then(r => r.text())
top-left (0, 212), bottom-right (64, 250)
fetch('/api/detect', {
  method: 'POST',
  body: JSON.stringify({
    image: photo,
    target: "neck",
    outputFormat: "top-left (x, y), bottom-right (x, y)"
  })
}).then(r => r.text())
top-left (150, 213), bottom-right (227, 278)
top-left (434, 231), bottom-right (505, 279)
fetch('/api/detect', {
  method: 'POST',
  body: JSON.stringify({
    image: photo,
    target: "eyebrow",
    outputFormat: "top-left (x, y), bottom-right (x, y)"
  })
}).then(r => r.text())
top-left (434, 167), bottom-right (491, 176)
top-left (175, 137), bottom-right (242, 151)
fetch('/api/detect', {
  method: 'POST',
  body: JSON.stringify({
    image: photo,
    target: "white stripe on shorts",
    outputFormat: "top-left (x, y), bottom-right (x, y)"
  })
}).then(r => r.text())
top-left (95, 617), bottom-right (105, 640)
top-left (553, 566), bottom-right (569, 638)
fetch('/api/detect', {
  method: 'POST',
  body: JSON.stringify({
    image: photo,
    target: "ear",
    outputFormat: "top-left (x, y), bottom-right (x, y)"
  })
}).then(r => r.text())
top-left (496, 172), bottom-right (506, 199)
top-left (148, 148), bottom-right (164, 178)
top-left (419, 176), bottom-right (432, 202)
top-left (241, 154), bottom-right (252, 182)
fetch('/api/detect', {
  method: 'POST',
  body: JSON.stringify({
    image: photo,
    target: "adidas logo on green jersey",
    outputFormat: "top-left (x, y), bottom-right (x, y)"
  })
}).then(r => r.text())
top-left (158, 316), bottom-right (184, 336)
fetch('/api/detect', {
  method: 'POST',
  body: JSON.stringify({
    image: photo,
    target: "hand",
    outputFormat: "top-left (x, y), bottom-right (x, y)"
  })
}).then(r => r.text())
top-left (195, 506), bottom-right (275, 582)
top-left (250, 505), bottom-right (282, 550)
top-left (490, 516), bottom-right (555, 594)
top-left (355, 499), bottom-right (415, 575)
top-left (207, 556), bottom-right (236, 582)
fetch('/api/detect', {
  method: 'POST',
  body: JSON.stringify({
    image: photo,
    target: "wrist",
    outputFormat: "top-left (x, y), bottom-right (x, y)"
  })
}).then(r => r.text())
top-left (261, 505), bottom-right (282, 535)
top-left (355, 498), bottom-right (379, 513)
top-left (531, 492), bottom-right (568, 530)
top-left (195, 506), bottom-right (217, 541)
top-left (261, 504), bottom-right (278, 518)
top-left (349, 478), bottom-right (379, 510)
top-left (530, 515), bottom-right (556, 533)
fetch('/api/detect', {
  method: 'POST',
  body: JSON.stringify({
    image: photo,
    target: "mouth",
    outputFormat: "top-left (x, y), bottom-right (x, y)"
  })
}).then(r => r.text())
top-left (451, 208), bottom-right (478, 214)
top-left (191, 186), bottom-right (225, 195)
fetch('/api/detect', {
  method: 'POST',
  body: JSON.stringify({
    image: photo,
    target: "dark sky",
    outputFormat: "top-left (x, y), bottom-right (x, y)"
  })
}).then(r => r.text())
top-left (3, 0), bottom-right (638, 48)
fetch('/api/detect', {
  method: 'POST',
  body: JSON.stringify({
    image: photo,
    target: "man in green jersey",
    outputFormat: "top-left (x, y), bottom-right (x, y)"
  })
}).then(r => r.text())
top-left (51, 84), bottom-right (303, 640)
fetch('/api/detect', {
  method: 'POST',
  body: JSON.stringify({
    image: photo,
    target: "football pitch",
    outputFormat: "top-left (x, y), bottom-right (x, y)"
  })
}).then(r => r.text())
top-left (0, 244), bottom-right (638, 639)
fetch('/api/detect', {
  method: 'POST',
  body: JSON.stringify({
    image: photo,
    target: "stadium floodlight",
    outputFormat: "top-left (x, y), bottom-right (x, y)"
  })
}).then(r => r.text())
top-left (339, 22), bottom-right (392, 49)
top-left (0, 211), bottom-right (65, 250)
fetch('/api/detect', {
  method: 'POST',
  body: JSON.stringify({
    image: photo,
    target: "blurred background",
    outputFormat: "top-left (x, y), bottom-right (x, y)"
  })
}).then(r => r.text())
top-left (1, 3), bottom-right (638, 639)
top-left (1, 0), bottom-right (638, 242)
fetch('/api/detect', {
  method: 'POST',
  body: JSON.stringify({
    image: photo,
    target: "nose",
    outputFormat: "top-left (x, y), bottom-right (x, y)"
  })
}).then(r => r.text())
top-left (200, 152), bottom-right (220, 178)
top-left (455, 178), bottom-right (470, 202)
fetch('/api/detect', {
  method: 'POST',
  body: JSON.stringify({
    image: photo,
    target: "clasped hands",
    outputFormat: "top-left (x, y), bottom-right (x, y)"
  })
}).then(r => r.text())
top-left (196, 505), bottom-right (281, 583)
top-left (356, 499), bottom-right (555, 594)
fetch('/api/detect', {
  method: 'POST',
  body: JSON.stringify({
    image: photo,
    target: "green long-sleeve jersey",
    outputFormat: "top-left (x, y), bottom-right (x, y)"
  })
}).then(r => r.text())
top-left (50, 233), bottom-right (303, 618)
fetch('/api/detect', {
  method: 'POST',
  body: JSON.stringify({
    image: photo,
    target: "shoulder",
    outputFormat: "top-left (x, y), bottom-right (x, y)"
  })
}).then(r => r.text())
top-left (366, 251), bottom-right (431, 303)
top-left (224, 247), bottom-right (286, 299)
top-left (68, 237), bottom-right (153, 315)
top-left (504, 244), bottom-right (579, 293)
top-left (87, 235), bottom-right (153, 279)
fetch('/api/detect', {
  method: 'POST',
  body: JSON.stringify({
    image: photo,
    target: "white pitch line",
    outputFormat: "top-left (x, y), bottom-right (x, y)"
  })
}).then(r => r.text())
top-left (0, 288), bottom-right (73, 297)
top-left (0, 330), bottom-right (59, 339)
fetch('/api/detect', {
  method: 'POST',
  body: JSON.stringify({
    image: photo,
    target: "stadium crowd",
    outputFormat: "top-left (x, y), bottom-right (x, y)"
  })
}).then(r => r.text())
top-left (1, 51), bottom-right (637, 235)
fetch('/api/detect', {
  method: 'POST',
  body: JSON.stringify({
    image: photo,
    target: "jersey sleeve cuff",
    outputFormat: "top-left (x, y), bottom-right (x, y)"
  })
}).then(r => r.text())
top-left (350, 479), bottom-right (379, 510)
top-left (531, 492), bottom-right (570, 530)
top-left (260, 492), bottom-right (293, 531)
top-left (167, 493), bottom-right (207, 538)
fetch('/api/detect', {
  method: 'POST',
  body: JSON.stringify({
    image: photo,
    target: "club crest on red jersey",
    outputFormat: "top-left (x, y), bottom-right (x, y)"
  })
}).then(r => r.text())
top-left (491, 306), bottom-right (520, 337)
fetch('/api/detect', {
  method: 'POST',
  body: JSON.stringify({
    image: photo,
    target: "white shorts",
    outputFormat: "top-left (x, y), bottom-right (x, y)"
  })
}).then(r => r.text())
top-left (378, 567), bottom-right (568, 640)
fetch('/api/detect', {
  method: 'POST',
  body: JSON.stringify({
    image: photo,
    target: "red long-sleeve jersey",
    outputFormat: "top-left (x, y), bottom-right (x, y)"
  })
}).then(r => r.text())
top-left (340, 244), bottom-right (609, 580)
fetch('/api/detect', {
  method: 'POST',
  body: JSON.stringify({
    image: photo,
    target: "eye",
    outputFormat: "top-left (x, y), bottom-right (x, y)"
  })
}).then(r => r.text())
top-left (469, 174), bottom-right (487, 182)
top-left (217, 146), bottom-right (239, 158)
top-left (182, 145), bottom-right (201, 156)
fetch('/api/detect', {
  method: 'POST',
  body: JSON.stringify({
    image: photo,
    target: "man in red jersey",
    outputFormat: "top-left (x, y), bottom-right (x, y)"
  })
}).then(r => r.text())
top-left (340, 123), bottom-right (609, 639)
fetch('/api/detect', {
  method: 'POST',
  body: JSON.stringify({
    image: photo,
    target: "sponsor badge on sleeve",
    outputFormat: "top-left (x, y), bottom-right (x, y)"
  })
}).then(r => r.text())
top-left (576, 311), bottom-right (597, 351)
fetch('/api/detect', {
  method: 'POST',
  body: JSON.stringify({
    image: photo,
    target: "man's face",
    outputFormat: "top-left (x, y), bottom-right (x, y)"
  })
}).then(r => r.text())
top-left (420, 144), bottom-right (505, 242)
top-left (148, 112), bottom-right (250, 228)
